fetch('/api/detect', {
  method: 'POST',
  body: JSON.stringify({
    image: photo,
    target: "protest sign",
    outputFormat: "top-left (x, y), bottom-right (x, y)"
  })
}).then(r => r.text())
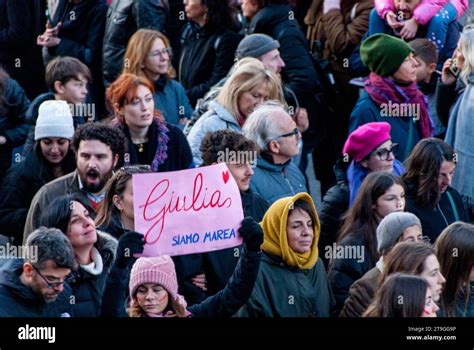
top-left (133, 163), bottom-right (244, 256)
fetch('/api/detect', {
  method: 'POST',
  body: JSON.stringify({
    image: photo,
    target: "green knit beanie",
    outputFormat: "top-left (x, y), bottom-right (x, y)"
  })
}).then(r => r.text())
top-left (361, 34), bottom-right (414, 77)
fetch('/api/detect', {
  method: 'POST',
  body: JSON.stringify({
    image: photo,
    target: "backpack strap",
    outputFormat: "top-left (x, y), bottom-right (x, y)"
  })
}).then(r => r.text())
top-left (446, 191), bottom-right (460, 222)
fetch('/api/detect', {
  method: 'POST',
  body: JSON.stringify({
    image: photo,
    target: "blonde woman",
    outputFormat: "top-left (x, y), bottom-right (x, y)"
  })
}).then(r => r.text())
top-left (187, 57), bottom-right (284, 165)
top-left (123, 29), bottom-right (193, 127)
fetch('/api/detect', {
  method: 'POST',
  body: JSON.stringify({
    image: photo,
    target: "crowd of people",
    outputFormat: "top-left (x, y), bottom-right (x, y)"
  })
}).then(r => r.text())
top-left (0, 0), bottom-right (472, 318)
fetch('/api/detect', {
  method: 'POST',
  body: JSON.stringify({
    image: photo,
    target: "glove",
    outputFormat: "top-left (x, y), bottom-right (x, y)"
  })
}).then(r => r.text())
top-left (115, 231), bottom-right (145, 268)
top-left (238, 217), bottom-right (263, 252)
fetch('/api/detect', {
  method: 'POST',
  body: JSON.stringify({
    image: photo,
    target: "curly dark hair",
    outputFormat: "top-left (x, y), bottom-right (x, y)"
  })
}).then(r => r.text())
top-left (72, 122), bottom-right (127, 168)
top-left (200, 130), bottom-right (258, 166)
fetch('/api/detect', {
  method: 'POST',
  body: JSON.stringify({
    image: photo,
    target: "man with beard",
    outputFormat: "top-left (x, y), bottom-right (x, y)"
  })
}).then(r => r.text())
top-left (0, 227), bottom-right (76, 317)
top-left (23, 123), bottom-right (127, 243)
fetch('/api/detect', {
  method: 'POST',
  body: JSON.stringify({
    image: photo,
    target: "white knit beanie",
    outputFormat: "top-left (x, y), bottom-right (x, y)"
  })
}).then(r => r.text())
top-left (35, 100), bottom-right (74, 140)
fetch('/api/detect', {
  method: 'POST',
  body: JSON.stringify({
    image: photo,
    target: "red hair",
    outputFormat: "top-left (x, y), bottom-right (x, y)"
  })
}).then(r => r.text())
top-left (106, 73), bottom-right (163, 122)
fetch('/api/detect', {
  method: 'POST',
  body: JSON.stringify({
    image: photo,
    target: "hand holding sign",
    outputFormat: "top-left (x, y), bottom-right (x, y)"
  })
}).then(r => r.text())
top-left (239, 217), bottom-right (264, 252)
top-left (133, 163), bottom-right (244, 256)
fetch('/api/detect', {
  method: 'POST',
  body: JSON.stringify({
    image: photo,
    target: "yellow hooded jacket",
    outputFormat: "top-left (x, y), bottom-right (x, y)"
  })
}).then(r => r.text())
top-left (261, 192), bottom-right (320, 270)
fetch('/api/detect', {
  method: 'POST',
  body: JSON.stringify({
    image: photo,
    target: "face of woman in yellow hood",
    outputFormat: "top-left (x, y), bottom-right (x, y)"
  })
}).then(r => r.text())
top-left (286, 207), bottom-right (314, 254)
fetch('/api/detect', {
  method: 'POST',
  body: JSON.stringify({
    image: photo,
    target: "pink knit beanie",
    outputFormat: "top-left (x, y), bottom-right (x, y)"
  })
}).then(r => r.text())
top-left (343, 122), bottom-right (392, 162)
top-left (129, 256), bottom-right (180, 302)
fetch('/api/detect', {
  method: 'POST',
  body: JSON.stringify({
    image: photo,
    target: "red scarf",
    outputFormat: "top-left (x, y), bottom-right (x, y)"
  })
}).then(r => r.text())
top-left (365, 73), bottom-right (433, 138)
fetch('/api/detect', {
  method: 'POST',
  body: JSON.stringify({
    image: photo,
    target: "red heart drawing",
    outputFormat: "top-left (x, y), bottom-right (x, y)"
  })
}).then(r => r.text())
top-left (222, 170), bottom-right (230, 184)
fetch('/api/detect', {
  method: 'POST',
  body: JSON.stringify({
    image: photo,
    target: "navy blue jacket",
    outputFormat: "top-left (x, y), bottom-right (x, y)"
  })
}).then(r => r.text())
top-left (0, 259), bottom-right (72, 317)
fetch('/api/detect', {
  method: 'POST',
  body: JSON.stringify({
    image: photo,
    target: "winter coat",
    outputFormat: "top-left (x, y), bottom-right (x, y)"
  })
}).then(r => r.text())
top-left (117, 119), bottom-right (193, 172)
top-left (236, 253), bottom-right (333, 317)
top-left (374, 0), bottom-right (467, 25)
top-left (102, 0), bottom-right (169, 86)
top-left (0, 0), bottom-right (45, 99)
top-left (444, 73), bottom-right (474, 208)
top-left (101, 246), bottom-right (262, 318)
top-left (0, 259), bottom-right (73, 317)
top-left (97, 211), bottom-right (126, 240)
top-left (328, 233), bottom-right (376, 315)
top-left (0, 76), bottom-right (31, 179)
top-left (187, 101), bottom-right (241, 166)
top-left (305, 0), bottom-right (373, 69)
top-left (250, 154), bottom-right (308, 204)
top-left (435, 78), bottom-right (465, 128)
top-left (0, 144), bottom-right (75, 244)
top-left (178, 21), bottom-right (240, 106)
top-left (318, 161), bottom-right (349, 269)
top-left (349, 91), bottom-right (422, 161)
top-left (47, 0), bottom-right (108, 113)
top-left (339, 265), bottom-right (381, 317)
top-left (68, 231), bottom-right (117, 317)
top-left (23, 171), bottom-right (93, 243)
top-left (247, 4), bottom-right (323, 143)
top-left (197, 190), bottom-right (269, 303)
top-left (404, 183), bottom-right (468, 243)
top-left (153, 77), bottom-right (193, 126)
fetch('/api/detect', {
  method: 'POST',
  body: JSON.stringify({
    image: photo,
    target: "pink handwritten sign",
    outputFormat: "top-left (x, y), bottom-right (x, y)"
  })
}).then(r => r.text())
top-left (133, 163), bottom-right (244, 257)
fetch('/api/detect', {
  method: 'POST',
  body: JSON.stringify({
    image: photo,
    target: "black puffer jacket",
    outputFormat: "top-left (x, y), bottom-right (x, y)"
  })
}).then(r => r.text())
top-left (0, 76), bottom-right (31, 180)
top-left (178, 21), bottom-right (240, 106)
top-left (67, 231), bottom-right (117, 317)
top-left (102, 0), bottom-right (169, 86)
top-left (318, 160), bottom-right (349, 268)
top-left (0, 144), bottom-right (75, 244)
top-left (247, 4), bottom-right (324, 143)
top-left (0, 259), bottom-right (73, 317)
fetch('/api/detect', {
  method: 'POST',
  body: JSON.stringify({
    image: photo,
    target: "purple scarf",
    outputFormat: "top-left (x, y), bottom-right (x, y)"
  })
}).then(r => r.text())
top-left (365, 73), bottom-right (433, 139)
top-left (151, 119), bottom-right (170, 172)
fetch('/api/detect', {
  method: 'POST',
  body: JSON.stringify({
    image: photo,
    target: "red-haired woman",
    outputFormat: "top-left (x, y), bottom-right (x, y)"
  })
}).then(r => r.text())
top-left (107, 73), bottom-right (193, 171)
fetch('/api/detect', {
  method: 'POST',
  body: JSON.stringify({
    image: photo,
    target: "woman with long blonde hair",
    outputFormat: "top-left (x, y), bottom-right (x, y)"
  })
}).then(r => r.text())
top-left (187, 57), bottom-right (284, 165)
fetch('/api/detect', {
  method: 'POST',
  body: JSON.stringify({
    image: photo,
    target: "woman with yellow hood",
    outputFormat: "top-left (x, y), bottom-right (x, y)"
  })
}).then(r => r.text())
top-left (236, 193), bottom-right (334, 317)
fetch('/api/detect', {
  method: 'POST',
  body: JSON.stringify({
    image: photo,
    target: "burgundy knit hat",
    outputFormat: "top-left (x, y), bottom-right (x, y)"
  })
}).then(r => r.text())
top-left (343, 122), bottom-right (392, 162)
top-left (129, 256), bottom-right (179, 302)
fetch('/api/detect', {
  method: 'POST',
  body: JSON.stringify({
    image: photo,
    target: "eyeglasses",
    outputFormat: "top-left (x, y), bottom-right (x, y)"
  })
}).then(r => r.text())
top-left (148, 47), bottom-right (172, 58)
top-left (274, 128), bottom-right (299, 140)
top-left (369, 143), bottom-right (399, 161)
top-left (32, 265), bottom-right (73, 289)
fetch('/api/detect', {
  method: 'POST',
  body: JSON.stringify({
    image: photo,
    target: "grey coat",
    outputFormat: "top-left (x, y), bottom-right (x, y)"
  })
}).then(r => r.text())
top-left (186, 101), bottom-right (241, 166)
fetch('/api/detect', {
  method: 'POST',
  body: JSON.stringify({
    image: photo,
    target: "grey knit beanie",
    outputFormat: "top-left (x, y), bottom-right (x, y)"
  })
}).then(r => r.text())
top-left (235, 34), bottom-right (280, 60)
top-left (377, 212), bottom-right (422, 254)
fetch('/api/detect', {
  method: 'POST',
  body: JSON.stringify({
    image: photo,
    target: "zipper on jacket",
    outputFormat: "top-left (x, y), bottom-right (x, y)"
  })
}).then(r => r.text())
top-left (282, 167), bottom-right (295, 194)
top-left (437, 203), bottom-right (449, 227)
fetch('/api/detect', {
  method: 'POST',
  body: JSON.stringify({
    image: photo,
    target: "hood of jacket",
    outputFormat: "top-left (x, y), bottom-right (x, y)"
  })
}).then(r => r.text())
top-left (249, 4), bottom-right (294, 34)
top-left (261, 192), bottom-right (320, 269)
top-left (208, 101), bottom-right (240, 128)
top-left (0, 259), bottom-right (47, 303)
